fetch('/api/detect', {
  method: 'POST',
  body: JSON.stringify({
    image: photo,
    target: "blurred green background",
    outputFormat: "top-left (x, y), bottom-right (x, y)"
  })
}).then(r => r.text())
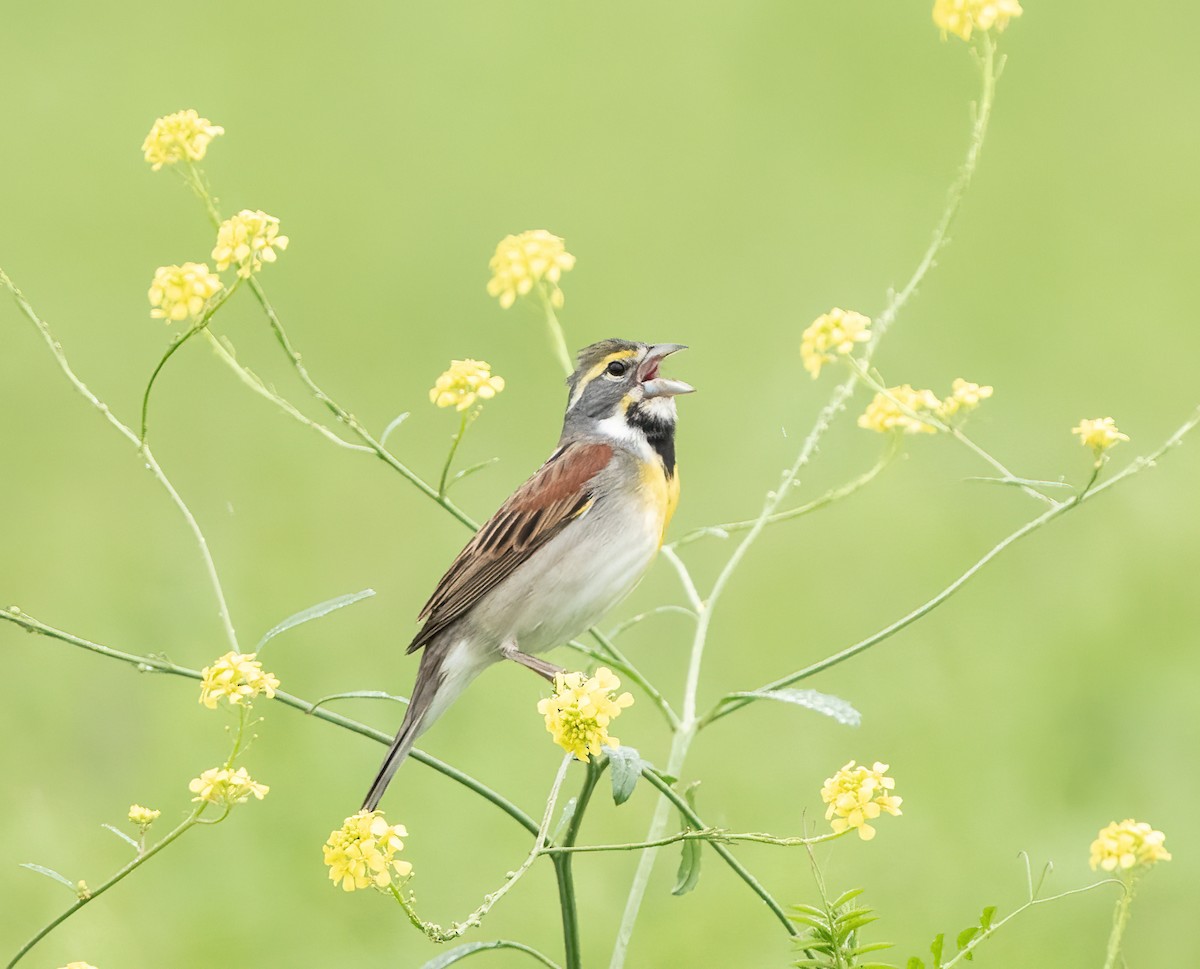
top-left (2, 2), bottom-right (1198, 967)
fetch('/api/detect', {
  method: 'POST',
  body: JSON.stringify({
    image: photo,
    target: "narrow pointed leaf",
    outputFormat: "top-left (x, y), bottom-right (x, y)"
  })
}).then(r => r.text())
top-left (101, 824), bottom-right (140, 851)
top-left (832, 887), bottom-right (866, 908)
top-left (672, 836), bottom-right (702, 896)
top-left (724, 688), bottom-right (861, 727)
top-left (255, 588), bottom-right (375, 652)
top-left (417, 939), bottom-right (561, 968)
top-left (20, 863), bottom-right (77, 892)
top-left (979, 905), bottom-right (996, 932)
top-left (307, 690), bottom-right (407, 713)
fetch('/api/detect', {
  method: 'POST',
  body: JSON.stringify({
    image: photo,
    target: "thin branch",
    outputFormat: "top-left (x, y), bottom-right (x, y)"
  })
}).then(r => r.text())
top-left (0, 607), bottom-right (540, 837)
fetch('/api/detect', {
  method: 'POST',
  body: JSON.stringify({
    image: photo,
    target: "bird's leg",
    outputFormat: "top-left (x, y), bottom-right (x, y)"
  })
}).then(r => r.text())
top-left (500, 641), bottom-right (564, 683)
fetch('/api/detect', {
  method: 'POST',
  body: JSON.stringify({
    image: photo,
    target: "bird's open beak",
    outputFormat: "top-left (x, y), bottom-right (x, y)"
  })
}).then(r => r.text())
top-left (639, 344), bottom-right (695, 398)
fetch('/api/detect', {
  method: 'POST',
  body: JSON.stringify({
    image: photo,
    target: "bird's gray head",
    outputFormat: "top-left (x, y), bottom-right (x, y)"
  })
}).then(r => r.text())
top-left (560, 339), bottom-right (693, 465)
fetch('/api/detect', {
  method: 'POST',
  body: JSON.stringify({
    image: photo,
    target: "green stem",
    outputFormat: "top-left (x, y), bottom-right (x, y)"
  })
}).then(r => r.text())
top-left (6, 814), bottom-right (200, 969)
top-left (1102, 878), bottom-right (1135, 969)
top-left (540, 287), bottom-right (574, 377)
top-left (0, 267), bottom-right (241, 653)
top-left (542, 827), bottom-right (841, 854)
top-left (245, 276), bottom-right (479, 531)
top-left (0, 608), bottom-right (540, 837)
top-left (641, 770), bottom-right (796, 934)
top-left (393, 756), bottom-right (572, 944)
top-left (439, 409), bottom-right (471, 497)
top-left (140, 280), bottom-right (240, 442)
top-left (705, 405), bottom-right (1200, 725)
top-left (667, 441), bottom-right (899, 550)
top-left (552, 758), bottom-right (603, 969)
top-left (202, 331), bottom-right (370, 452)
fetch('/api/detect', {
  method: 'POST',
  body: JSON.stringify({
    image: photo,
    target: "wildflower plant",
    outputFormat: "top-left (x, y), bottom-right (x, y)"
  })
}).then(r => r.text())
top-left (0, 10), bottom-right (1194, 969)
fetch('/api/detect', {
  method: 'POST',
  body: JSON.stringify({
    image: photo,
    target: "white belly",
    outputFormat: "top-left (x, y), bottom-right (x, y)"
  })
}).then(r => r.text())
top-left (467, 491), bottom-right (662, 654)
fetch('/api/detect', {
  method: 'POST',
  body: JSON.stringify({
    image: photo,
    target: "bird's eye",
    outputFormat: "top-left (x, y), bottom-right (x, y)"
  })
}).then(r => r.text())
top-left (605, 360), bottom-right (628, 377)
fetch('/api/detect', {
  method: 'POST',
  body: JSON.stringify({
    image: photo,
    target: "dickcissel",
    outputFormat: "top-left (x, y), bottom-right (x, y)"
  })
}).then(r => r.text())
top-left (361, 339), bottom-right (693, 810)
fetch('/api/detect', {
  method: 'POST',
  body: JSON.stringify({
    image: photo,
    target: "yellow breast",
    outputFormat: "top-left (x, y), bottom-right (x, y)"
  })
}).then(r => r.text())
top-left (638, 459), bottom-right (681, 546)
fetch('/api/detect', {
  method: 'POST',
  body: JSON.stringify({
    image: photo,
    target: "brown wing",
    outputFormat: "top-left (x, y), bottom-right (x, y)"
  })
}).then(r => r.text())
top-left (407, 441), bottom-right (614, 653)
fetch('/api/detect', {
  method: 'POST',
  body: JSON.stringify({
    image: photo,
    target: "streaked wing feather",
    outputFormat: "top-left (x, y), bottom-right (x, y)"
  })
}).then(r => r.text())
top-left (407, 442), bottom-right (613, 653)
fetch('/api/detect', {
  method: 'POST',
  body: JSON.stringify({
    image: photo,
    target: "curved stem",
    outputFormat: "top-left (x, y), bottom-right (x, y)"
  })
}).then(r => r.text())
top-left (706, 405), bottom-right (1200, 724)
top-left (1102, 879), bottom-right (1135, 969)
top-left (202, 331), bottom-right (370, 452)
top-left (439, 409), bottom-right (471, 497)
top-left (552, 758), bottom-right (604, 969)
top-left (140, 281), bottom-right (239, 443)
top-left (0, 608), bottom-right (540, 837)
top-left (539, 287), bottom-right (574, 377)
top-left (5, 814), bottom-right (201, 969)
top-left (667, 441), bottom-right (899, 550)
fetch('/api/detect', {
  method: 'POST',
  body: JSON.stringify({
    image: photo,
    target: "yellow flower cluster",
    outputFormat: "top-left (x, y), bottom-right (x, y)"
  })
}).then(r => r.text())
top-left (1072, 417), bottom-right (1129, 454)
top-left (820, 760), bottom-right (903, 841)
top-left (212, 209), bottom-right (289, 278)
top-left (188, 766), bottom-right (269, 806)
top-left (142, 109), bottom-right (224, 170)
top-left (538, 667), bottom-right (634, 762)
top-left (198, 651), bottom-right (280, 709)
top-left (128, 804), bottom-right (160, 827)
top-left (487, 229), bottom-right (576, 309)
top-left (1089, 819), bottom-right (1171, 873)
top-left (801, 308), bottom-right (872, 379)
top-left (858, 384), bottom-right (943, 435)
top-left (936, 378), bottom-right (994, 419)
top-left (429, 359), bottom-right (506, 411)
top-left (148, 263), bottom-right (222, 322)
top-left (323, 811), bottom-right (413, 892)
top-left (932, 0), bottom-right (1023, 41)
top-left (858, 378), bottom-right (992, 434)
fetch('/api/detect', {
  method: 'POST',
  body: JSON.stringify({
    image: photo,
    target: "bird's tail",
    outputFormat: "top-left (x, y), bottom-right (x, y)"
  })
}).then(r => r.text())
top-left (360, 639), bottom-right (482, 812)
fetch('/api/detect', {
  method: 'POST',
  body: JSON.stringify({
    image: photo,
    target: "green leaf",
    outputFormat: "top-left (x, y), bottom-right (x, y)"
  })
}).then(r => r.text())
top-left (790, 903), bottom-right (826, 918)
top-left (723, 688), bottom-right (861, 727)
top-left (672, 836), bottom-right (702, 896)
top-left (956, 926), bottom-right (980, 951)
top-left (930, 933), bottom-right (945, 966)
top-left (416, 940), bottom-right (560, 969)
top-left (255, 588), bottom-right (375, 652)
top-left (306, 690), bottom-right (407, 713)
top-left (607, 746), bottom-right (645, 806)
top-left (832, 887), bottom-right (866, 908)
top-left (906, 959), bottom-right (927, 969)
top-left (788, 914), bottom-right (826, 931)
top-left (101, 823), bottom-right (140, 851)
top-left (552, 797), bottom-right (577, 842)
top-left (979, 906), bottom-right (996, 932)
top-left (838, 913), bottom-right (879, 934)
top-left (850, 942), bottom-right (895, 955)
top-left (672, 782), bottom-right (702, 896)
top-left (19, 863), bottom-right (77, 892)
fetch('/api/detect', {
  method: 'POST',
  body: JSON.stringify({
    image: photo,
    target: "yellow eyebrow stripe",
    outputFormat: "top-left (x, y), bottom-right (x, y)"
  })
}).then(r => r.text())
top-left (569, 349), bottom-right (639, 408)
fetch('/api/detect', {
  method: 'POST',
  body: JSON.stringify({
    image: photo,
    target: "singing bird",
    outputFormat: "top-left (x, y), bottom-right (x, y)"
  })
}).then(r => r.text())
top-left (361, 340), bottom-right (693, 810)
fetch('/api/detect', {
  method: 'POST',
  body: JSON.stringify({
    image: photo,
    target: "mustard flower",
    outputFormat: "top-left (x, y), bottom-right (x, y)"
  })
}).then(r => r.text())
top-left (1089, 819), bottom-right (1171, 873)
top-left (1072, 417), bottom-right (1129, 454)
top-left (800, 308), bottom-right (872, 379)
top-left (188, 766), bottom-right (269, 806)
top-left (857, 384), bottom-right (942, 435)
top-left (820, 760), bottom-right (903, 841)
top-left (487, 229), bottom-right (576, 309)
top-left (538, 667), bottom-right (633, 762)
top-left (212, 209), bottom-right (289, 278)
top-left (148, 263), bottom-right (222, 322)
top-left (932, 0), bottom-right (1023, 42)
top-left (142, 109), bottom-right (224, 170)
top-left (936, 378), bottom-right (994, 420)
top-left (198, 651), bottom-right (280, 709)
top-left (323, 810), bottom-right (413, 892)
top-left (128, 804), bottom-right (160, 827)
top-left (429, 359), bottom-right (506, 411)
